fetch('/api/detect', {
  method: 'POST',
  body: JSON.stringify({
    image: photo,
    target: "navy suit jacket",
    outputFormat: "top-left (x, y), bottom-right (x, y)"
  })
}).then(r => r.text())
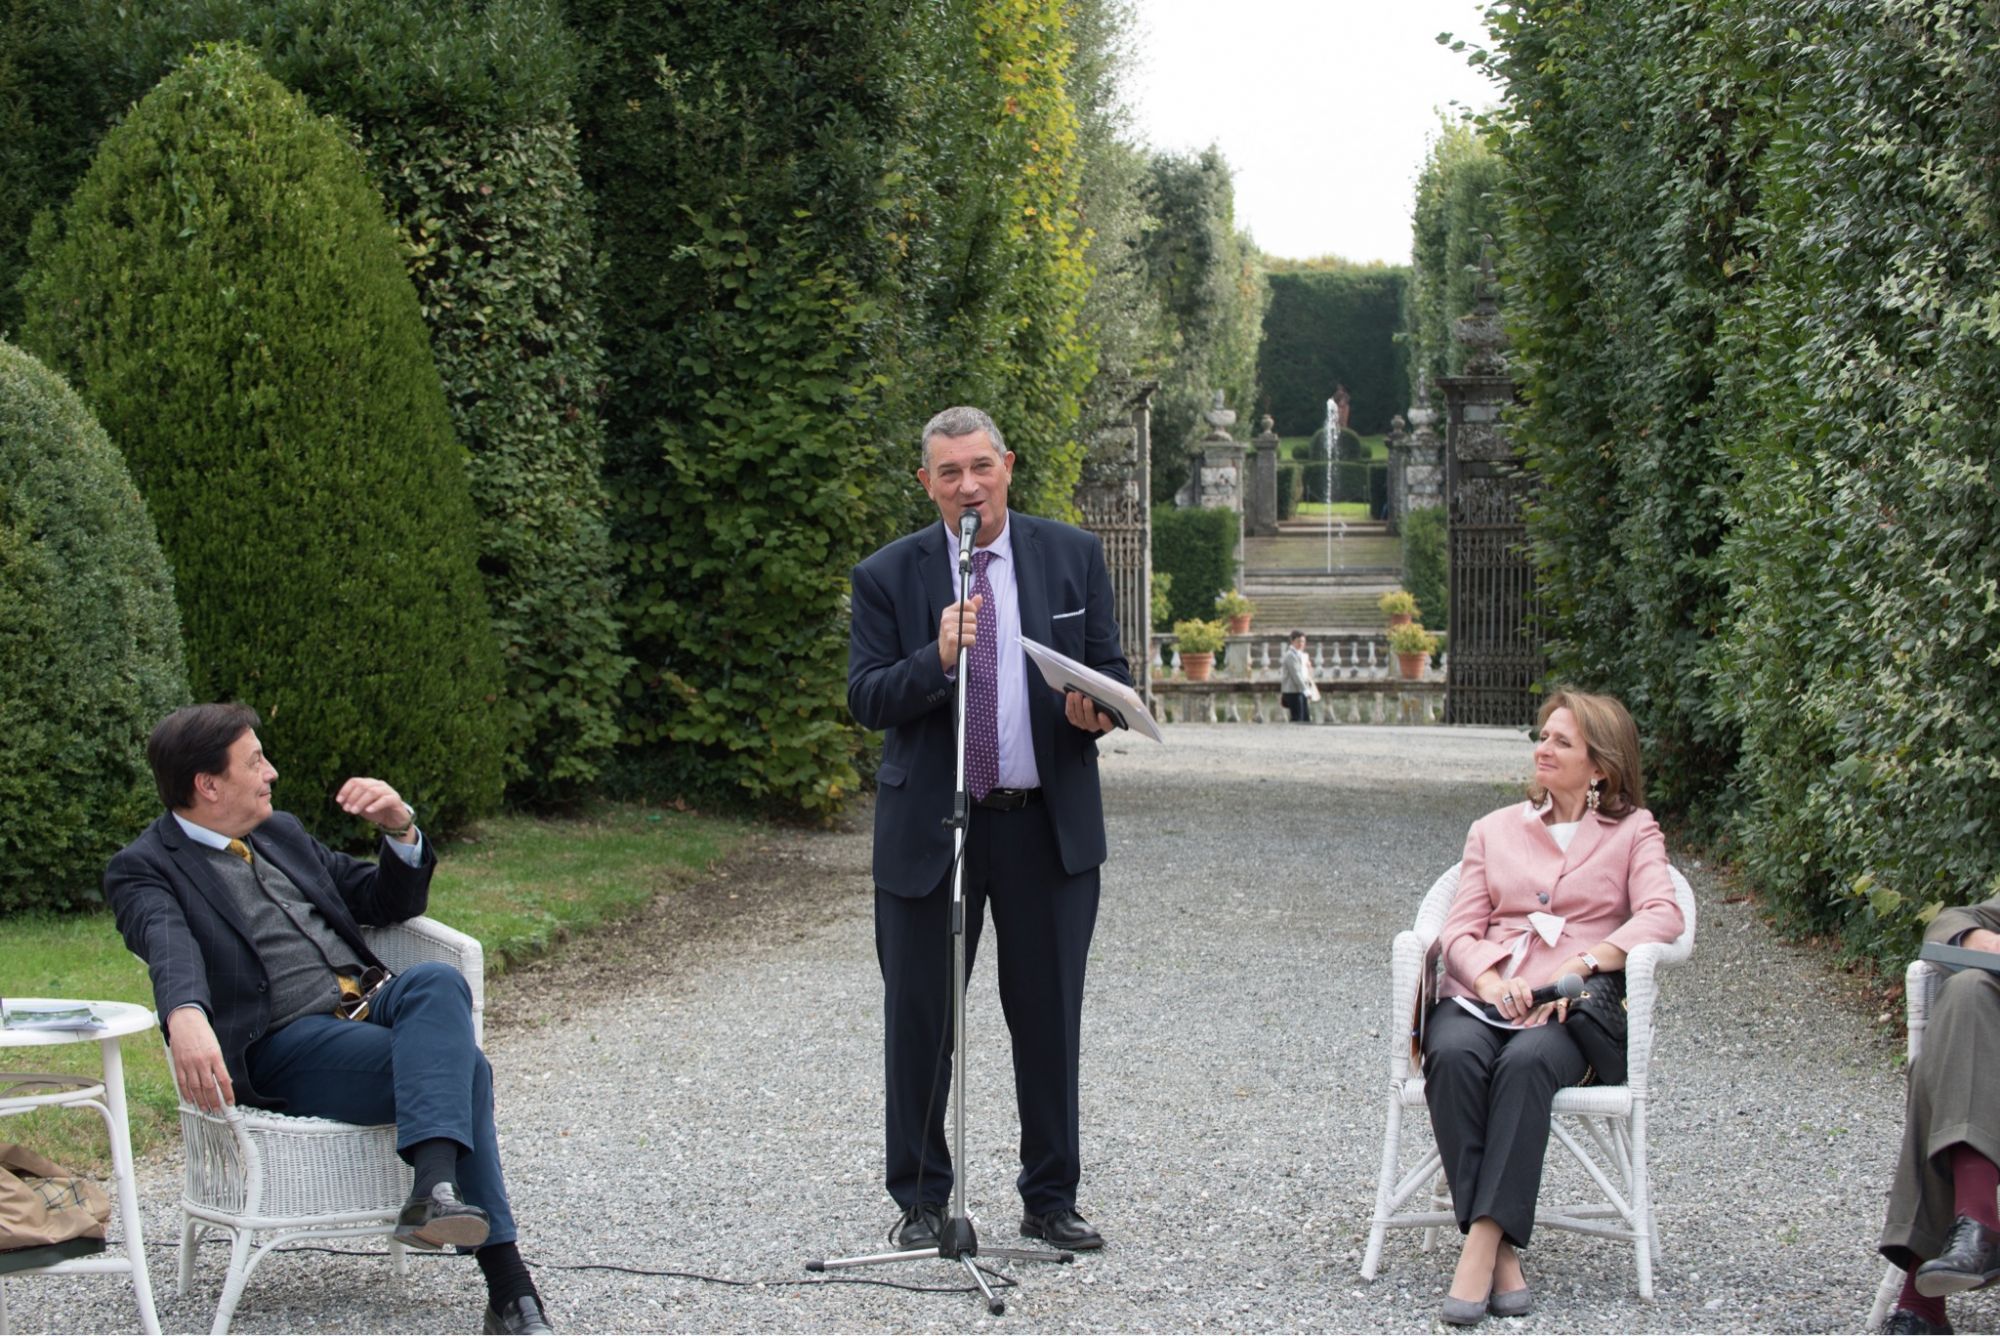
top-left (848, 511), bottom-right (1130, 898)
top-left (104, 810), bottom-right (435, 1109)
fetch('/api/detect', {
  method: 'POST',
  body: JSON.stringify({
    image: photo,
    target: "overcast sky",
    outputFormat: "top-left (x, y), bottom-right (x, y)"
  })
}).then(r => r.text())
top-left (1125, 0), bottom-right (1500, 265)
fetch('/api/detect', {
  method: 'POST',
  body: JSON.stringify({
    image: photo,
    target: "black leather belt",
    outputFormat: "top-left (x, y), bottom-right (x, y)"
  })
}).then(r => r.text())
top-left (975, 787), bottom-right (1043, 811)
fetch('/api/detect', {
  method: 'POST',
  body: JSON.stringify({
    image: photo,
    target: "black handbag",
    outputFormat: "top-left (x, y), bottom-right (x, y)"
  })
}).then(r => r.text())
top-left (1564, 969), bottom-right (1629, 1085)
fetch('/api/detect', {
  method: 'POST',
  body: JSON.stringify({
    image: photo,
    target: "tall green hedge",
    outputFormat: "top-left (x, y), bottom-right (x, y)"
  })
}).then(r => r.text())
top-left (1405, 120), bottom-right (1506, 410)
top-left (1472, 0), bottom-right (2000, 968)
top-left (0, 342), bottom-right (188, 912)
top-left (19, 0), bottom-right (626, 805)
top-left (571, 0), bottom-right (916, 815)
top-left (21, 45), bottom-right (504, 836)
top-left (1152, 507), bottom-right (1237, 625)
top-left (1258, 267), bottom-right (1410, 436)
top-left (1401, 506), bottom-right (1447, 630)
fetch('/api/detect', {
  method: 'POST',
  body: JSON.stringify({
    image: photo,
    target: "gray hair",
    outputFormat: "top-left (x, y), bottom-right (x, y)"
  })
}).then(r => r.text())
top-left (920, 406), bottom-right (1006, 468)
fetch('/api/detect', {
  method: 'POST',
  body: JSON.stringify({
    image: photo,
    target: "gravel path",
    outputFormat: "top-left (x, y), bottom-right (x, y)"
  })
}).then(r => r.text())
top-left (13, 723), bottom-right (1990, 1333)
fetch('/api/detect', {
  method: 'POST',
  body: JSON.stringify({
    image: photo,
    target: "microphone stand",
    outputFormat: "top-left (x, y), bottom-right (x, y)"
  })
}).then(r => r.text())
top-left (808, 507), bottom-right (1072, 1315)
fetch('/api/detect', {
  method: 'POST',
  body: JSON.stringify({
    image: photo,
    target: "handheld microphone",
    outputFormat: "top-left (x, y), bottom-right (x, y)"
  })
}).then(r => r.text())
top-left (957, 506), bottom-right (981, 569)
top-left (1527, 973), bottom-right (1587, 1007)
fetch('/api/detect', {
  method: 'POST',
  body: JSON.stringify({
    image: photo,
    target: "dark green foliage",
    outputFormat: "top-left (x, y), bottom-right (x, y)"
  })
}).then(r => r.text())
top-left (1714, 1), bottom-right (2000, 962)
top-left (1276, 464), bottom-right (1300, 521)
top-left (21, 0), bottom-right (626, 805)
top-left (1368, 463), bottom-right (1388, 520)
top-left (571, 0), bottom-right (916, 815)
top-left (1401, 506), bottom-right (1447, 630)
top-left (1406, 120), bottom-right (1506, 407)
top-left (1141, 148), bottom-right (1267, 502)
top-left (1259, 267), bottom-right (1410, 435)
top-left (1483, 0), bottom-right (1747, 823)
top-left (1151, 507), bottom-right (1236, 625)
top-left (0, 342), bottom-right (187, 912)
top-left (21, 45), bottom-right (505, 836)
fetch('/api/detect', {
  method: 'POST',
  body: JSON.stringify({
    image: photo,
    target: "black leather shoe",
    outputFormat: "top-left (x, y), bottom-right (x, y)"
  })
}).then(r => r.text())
top-left (893, 1201), bottom-right (947, 1250)
top-left (394, 1182), bottom-right (490, 1250)
top-left (482, 1294), bottom-right (554, 1334)
top-left (1881, 1308), bottom-right (1953, 1334)
top-left (1020, 1206), bottom-right (1103, 1250)
top-left (1916, 1216), bottom-right (2000, 1297)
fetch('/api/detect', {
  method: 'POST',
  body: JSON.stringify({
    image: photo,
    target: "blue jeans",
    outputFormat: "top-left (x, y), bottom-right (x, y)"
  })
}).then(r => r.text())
top-left (246, 961), bottom-right (515, 1246)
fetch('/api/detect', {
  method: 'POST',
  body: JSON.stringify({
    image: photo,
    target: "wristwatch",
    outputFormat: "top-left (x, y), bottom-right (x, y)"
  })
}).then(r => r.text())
top-left (1579, 951), bottom-right (1601, 975)
top-left (384, 804), bottom-right (416, 842)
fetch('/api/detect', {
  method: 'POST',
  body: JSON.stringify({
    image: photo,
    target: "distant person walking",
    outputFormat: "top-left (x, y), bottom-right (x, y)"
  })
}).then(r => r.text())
top-left (1280, 631), bottom-right (1315, 723)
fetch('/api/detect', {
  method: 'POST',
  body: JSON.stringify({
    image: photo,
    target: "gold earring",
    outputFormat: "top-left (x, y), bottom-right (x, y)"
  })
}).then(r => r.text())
top-left (1586, 780), bottom-right (1602, 813)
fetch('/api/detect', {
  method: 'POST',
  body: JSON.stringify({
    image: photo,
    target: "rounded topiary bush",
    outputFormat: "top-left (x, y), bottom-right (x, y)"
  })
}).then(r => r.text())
top-left (0, 341), bottom-right (188, 913)
top-left (20, 43), bottom-right (504, 837)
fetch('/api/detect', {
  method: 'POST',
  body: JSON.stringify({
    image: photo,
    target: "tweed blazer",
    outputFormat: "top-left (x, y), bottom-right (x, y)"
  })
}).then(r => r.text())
top-left (1438, 800), bottom-right (1685, 999)
top-left (104, 809), bottom-right (434, 1108)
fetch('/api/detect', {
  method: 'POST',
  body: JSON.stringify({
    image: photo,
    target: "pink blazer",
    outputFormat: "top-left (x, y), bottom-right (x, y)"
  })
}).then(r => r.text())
top-left (1438, 801), bottom-right (1685, 999)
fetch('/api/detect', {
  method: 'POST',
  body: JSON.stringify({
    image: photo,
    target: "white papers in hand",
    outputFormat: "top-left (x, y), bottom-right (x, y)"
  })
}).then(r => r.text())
top-left (1019, 637), bottom-right (1165, 743)
top-left (1450, 995), bottom-right (1529, 1030)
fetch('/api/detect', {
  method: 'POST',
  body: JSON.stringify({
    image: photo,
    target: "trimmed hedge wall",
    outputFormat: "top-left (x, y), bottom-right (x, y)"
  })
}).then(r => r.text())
top-left (1480, 0), bottom-right (2000, 967)
top-left (21, 45), bottom-right (505, 836)
top-left (1259, 268), bottom-right (1410, 436)
top-left (1402, 505), bottom-right (1446, 628)
top-left (1276, 465), bottom-right (1300, 521)
top-left (1152, 507), bottom-right (1237, 626)
top-left (0, 342), bottom-right (188, 912)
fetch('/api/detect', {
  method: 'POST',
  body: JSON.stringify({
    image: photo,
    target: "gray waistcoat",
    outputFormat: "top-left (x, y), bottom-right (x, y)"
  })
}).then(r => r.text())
top-left (200, 845), bottom-right (358, 1033)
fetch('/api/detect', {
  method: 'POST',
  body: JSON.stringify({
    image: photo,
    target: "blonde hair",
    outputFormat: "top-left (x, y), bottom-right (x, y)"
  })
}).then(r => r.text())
top-left (1526, 687), bottom-right (1645, 818)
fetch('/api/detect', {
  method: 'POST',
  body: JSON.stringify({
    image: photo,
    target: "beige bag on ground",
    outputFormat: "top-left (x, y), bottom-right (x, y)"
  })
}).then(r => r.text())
top-left (0, 1143), bottom-right (110, 1271)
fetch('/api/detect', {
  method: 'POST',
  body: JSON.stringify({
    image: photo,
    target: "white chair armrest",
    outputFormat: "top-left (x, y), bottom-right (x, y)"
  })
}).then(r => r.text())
top-left (1621, 866), bottom-right (1697, 1097)
top-left (1906, 959), bottom-right (1946, 1062)
top-left (359, 916), bottom-right (486, 1045)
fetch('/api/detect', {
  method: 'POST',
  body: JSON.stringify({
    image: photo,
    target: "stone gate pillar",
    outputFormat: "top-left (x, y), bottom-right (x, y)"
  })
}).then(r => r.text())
top-left (1247, 415), bottom-right (1280, 537)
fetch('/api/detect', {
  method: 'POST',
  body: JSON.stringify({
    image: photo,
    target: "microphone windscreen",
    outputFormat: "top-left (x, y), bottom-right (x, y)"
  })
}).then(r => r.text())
top-left (1558, 972), bottom-right (1586, 1000)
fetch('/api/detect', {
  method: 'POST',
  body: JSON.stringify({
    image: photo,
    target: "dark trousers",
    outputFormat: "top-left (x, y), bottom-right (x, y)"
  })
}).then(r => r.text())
top-left (1281, 692), bottom-right (1309, 722)
top-left (875, 803), bottom-right (1099, 1216)
top-left (1423, 1001), bottom-right (1586, 1247)
top-left (246, 961), bottom-right (515, 1246)
top-left (1881, 968), bottom-right (2000, 1269)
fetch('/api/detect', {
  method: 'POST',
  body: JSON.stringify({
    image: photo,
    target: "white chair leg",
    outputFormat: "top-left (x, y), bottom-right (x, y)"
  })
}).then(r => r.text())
top-left (1632, 1102), bottom-right (1654, 1299)
top-left (179, 1216), bottom-right (201, 1295)
top-left (1868, 1263), bottom-right (1903, 1331)
top-left (391, 1238), bottom-right (408, 1279)
top-left (1423, 1169), bottom-right (1450, 1251)
top-left (210, 1232), bottom-right (256, 1336)
top-left (1362, 1092), bottom-right (1406, 1279)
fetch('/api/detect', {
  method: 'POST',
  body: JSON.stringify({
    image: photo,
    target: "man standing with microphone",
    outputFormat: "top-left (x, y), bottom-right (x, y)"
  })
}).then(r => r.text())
top-left (847, 406), bottom-right (1128, 1253)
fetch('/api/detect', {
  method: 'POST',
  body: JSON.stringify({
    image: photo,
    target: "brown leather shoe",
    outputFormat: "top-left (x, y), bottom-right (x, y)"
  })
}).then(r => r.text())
top-left (393, 1182), bottom-right (490, 1250)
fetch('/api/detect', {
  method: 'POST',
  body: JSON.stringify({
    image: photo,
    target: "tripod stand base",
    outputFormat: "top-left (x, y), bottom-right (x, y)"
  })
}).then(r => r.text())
top-left (807, 1214), bottom-right (1074, 1316)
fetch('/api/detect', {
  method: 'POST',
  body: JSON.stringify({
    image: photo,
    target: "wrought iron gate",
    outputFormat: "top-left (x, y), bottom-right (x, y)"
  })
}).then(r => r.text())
top-left (1075, 385), bottom-right (1155, 711)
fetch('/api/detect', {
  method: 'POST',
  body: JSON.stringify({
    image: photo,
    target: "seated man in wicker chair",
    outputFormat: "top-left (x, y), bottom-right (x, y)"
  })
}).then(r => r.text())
top-left (105, 703), bottom-right (552, 1336)
top-left (1877, 894), bottom-right (2000, 1334)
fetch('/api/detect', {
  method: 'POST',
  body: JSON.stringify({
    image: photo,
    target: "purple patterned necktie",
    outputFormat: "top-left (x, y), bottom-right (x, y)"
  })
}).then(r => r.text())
top-left (964, 549), bottom-right (1000, 801)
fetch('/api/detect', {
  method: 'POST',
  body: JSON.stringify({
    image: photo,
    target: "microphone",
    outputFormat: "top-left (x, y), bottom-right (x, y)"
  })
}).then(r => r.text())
top-left (1526, 973), bottom-right (1587, 1007)
top-left (956, 506), bottom-right (981, 569)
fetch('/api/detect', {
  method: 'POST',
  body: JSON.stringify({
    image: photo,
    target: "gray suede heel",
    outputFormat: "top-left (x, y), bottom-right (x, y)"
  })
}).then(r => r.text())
top-left (1490, 1286), bottom-right (1532, 1318)
top-left (1441, 1294), bottom-right (1489, 1326)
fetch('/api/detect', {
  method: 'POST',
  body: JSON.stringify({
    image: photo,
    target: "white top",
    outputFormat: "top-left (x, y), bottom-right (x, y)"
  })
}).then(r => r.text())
top-left (1548, 819), bottom-right (1581, 852)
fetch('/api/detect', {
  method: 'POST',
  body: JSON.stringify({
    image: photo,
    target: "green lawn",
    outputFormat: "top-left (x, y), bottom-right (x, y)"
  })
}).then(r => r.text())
top-left (1295, 501), bottom-right (1372, 519)
top-left (1278, 433), bottom-right (1388, 461)
top-left (1, 802), bottom-right (748, 1171)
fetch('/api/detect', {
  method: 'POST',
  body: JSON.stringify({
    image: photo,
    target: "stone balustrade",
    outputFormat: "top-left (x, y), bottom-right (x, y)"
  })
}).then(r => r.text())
top-left (1143, 629), bottom-right (1447, 724)
top-left (1147, 630), bottom-right (1447, 681)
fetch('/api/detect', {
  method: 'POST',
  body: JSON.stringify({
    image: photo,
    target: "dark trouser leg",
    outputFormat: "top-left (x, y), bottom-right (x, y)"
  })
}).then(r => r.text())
top-left (985, 805), bottom-right (1099, 1214)
top-left (247, 961), bottom-right (516, 1245)
top-left (1424, 1003), bottom-right (1585, 1247)
top-left (1881, 969), bottom-right (2000, 1269)
top-left (875, 871), bottom-right (990, 1209)
top-left (1281, 692), bottom-right (1307, 722)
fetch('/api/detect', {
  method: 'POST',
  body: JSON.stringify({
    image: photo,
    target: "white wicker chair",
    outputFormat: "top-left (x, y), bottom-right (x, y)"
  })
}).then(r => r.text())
top-left (1361, 861), bottom-right (1698, 1298)
top-left (174, 916), bottom-right (485, 1336)
top-left (1866, 958), bottom-right (1950, 1331)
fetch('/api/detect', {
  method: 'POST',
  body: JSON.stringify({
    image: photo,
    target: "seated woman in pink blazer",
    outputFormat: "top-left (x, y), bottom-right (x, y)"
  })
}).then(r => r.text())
top-left (1425, 688), bottom-right (1685, 1326)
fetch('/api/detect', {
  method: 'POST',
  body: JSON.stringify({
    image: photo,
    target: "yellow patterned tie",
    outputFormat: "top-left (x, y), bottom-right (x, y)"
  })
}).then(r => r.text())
top-left (225, 839), bottom-right (253, 865)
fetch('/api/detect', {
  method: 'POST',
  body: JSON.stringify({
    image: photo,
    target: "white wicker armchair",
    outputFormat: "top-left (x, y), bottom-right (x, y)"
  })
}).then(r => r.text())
top-left (1361, 861), bottom-right (1697, 1298)
top-left (1866, 958), bottom-right (1950, 1331)
top-left (175, 916), bottom-right (484, 1336)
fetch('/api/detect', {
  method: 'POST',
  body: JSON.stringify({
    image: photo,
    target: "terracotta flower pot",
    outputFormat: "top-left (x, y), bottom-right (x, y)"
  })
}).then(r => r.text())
top-left (1226, 614), bottom-right (1252, 635)
top-left (1182, 652), bottom-right (1215, 682)
top-left (1387, 612), bottom-right (1414, 628)
top-left (1396, 651), bottom-right (1429, 680)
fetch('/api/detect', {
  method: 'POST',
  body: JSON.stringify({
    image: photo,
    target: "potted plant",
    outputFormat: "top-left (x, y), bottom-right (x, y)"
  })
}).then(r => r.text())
top-left (1378, 589), bottom-right (1420, 628)
top-left (1215, 588), bottom-right (1257, 636)
top-left (1172, 618), bottom-right (1228, 682)
top-left (1387, 620), bottom-right (1439, 679)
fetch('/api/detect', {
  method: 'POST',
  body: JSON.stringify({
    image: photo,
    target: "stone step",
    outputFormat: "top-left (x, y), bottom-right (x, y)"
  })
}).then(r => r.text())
top-left (1244, 533), bottom-right (1401, 571)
